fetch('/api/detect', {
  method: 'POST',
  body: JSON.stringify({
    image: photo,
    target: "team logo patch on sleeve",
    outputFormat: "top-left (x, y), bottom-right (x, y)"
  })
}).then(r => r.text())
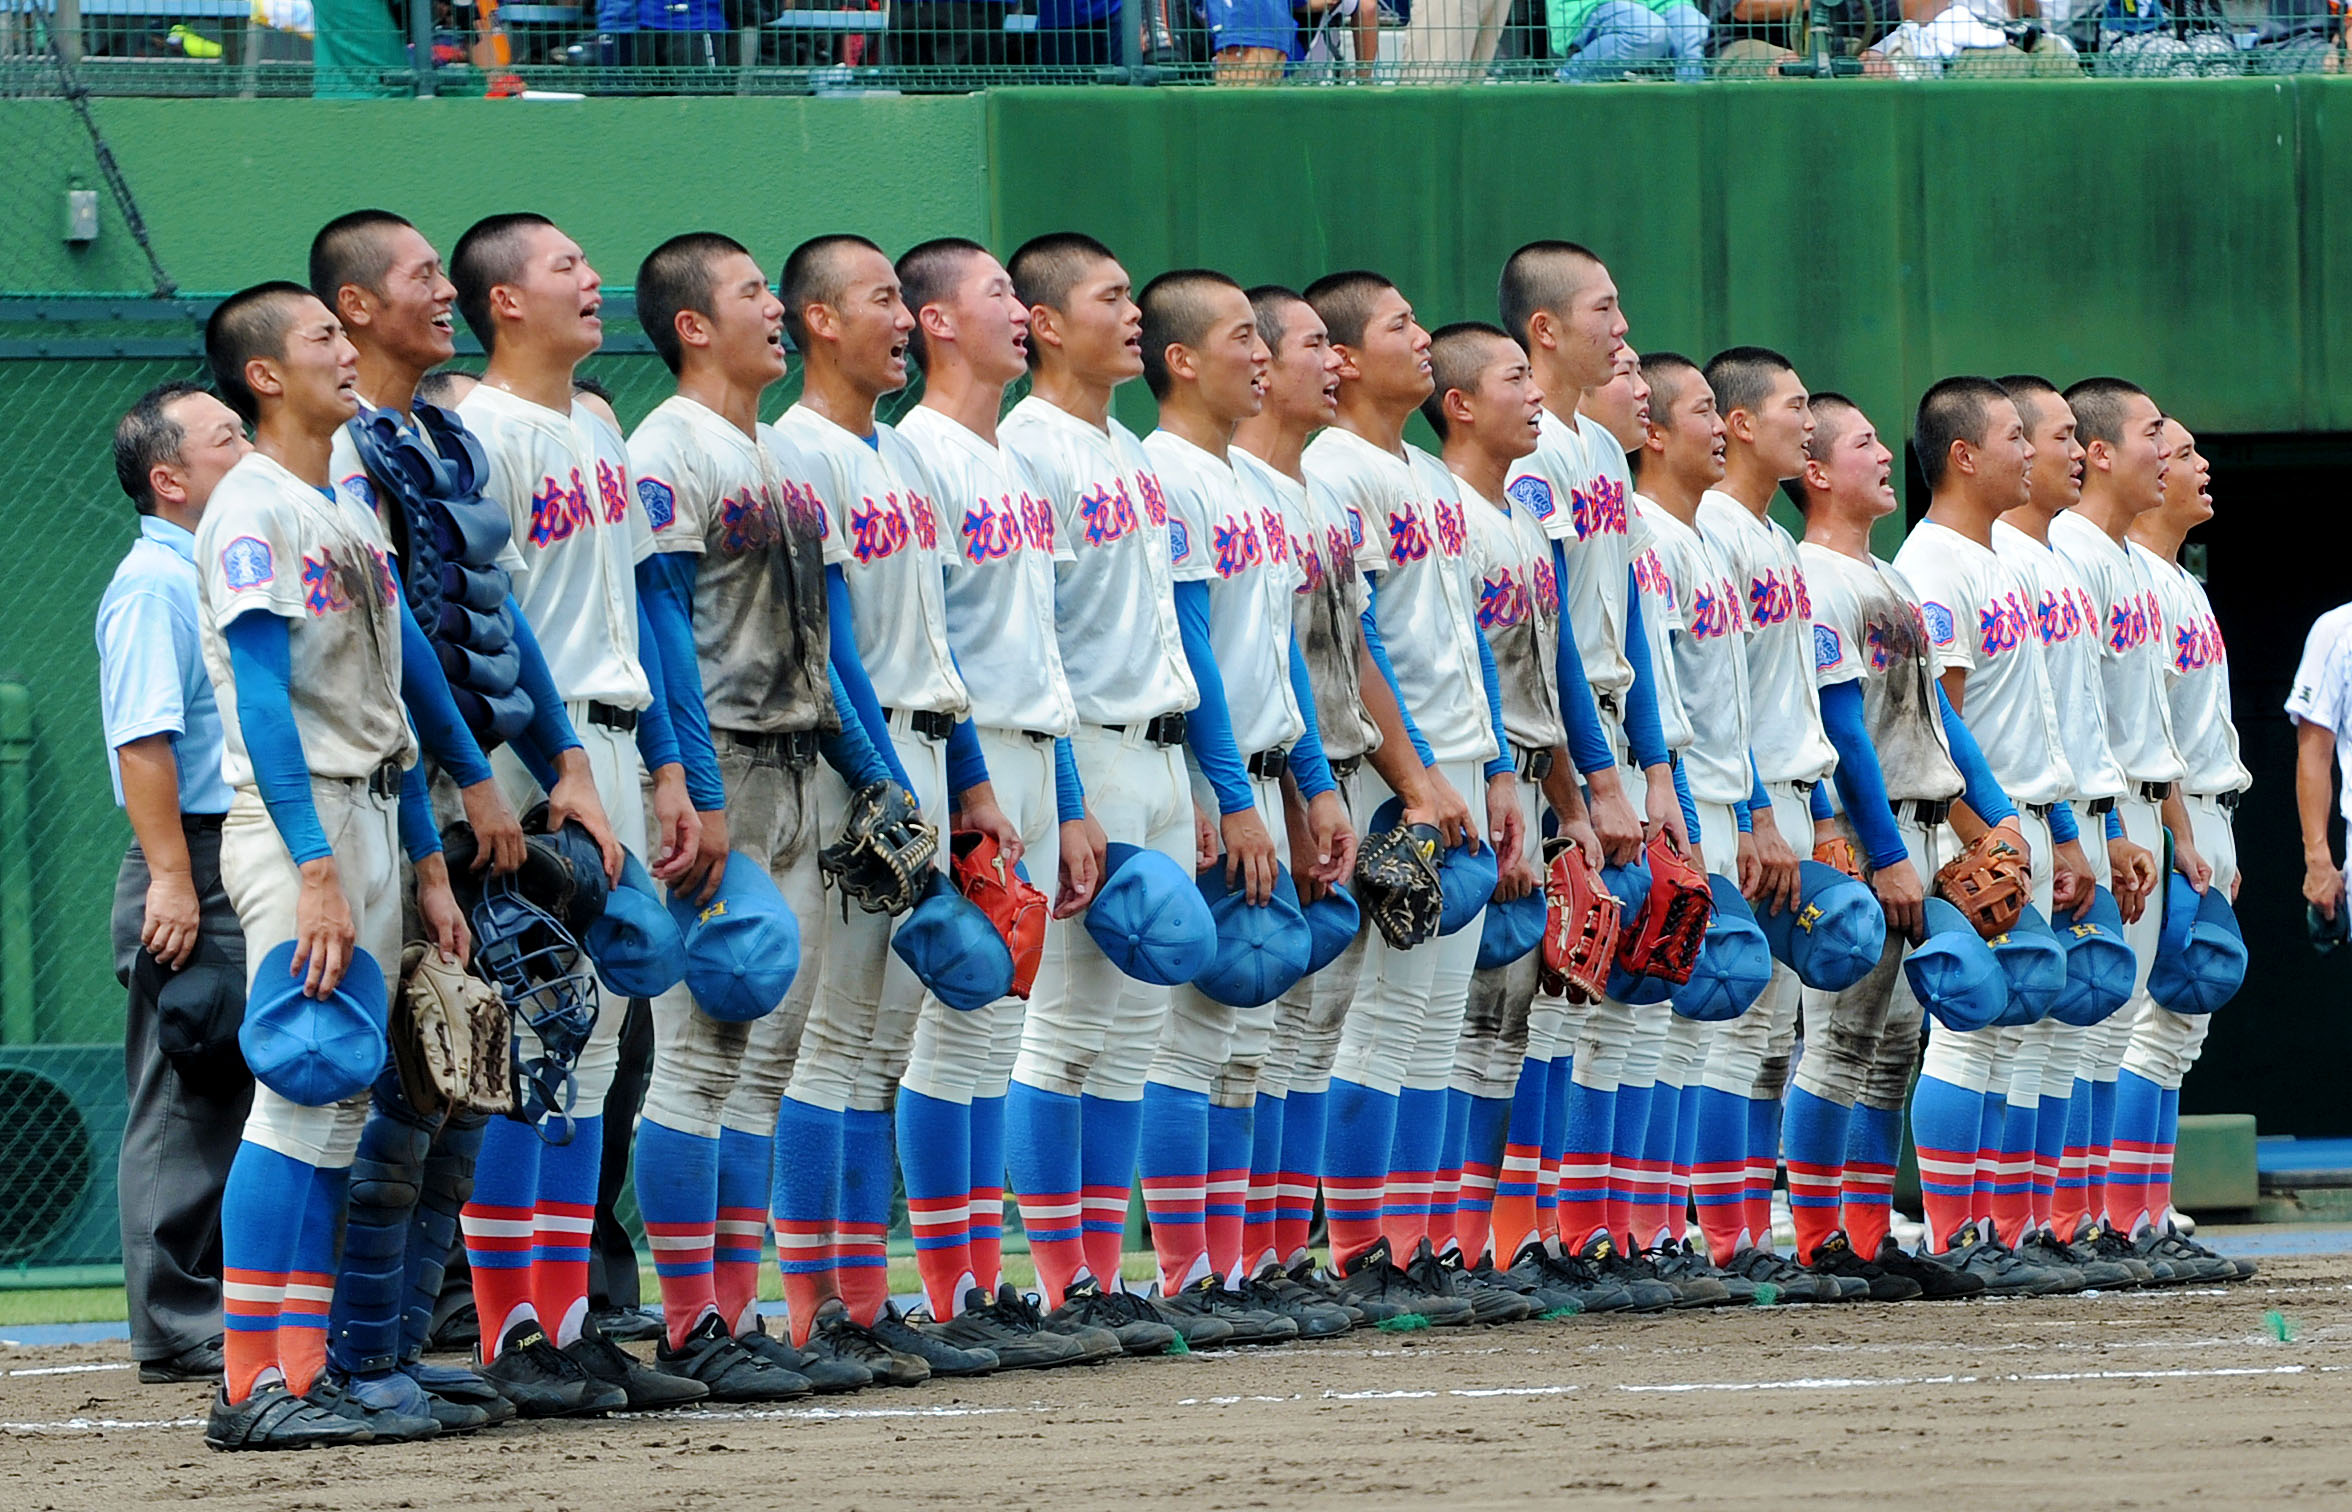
top-left (1169, 516), bottom-right (1191, 563)
top-left (1506, 474), bottom-right (1555, 520)
top-left (1921, 601), bottom-right (1956, 647)
top-left (638, 477), bottom-right (677, 531)
top-left (221, 536), bottom-right (274, 591)
top-left (1813, 623), bottom-right (1844, 671)
top-left (337, 473), bottom-right (375, 512)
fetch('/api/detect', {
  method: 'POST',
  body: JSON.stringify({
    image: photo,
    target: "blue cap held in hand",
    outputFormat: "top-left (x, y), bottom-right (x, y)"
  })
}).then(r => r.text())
top-left (1756, 859), bottom-right (1886, 992)
top-left (1194, 862), bottom-right (1313, 1008)
top-left (239, 940), bottom-right (388, 1107)
top-left (1086, 842), bottom-right (1218, 987)
top-left (668, 852), bottom-right (799, 1023)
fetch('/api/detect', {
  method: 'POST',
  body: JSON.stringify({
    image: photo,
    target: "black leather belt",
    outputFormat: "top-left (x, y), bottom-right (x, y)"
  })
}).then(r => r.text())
top-left (1247, 746), bottom-right (1290, 781)
top-left (367, 761), bottom-right (403, 800)
top-left (1020, 729), bottom-right (1059, 744)
top-left (2137, 781), bottom-right (2173, 804)
top-left (588, 701), bottom-right (639, 733)
top-left (1597, 691), bottom-right (1622, 722)
top-left (1329, 756), bottom-right (1362, 783)
top-left (2024, 801), bottom-right (2055, 821)
top-left (1907, 799), bottom-right (1953, 827)
top-left (2086, 796), bottom-right (2116, 816)
top-left (1106, 712), bottom-right (1188, 747)
top-left (726, 727), bottom-right (821, 767)
top-left (2208, 790), bottom-right (2243, 814)
top-left (1790, 779), bottom-right (1816, 798)
top-left (182, 812), bottom-right (226, 832)
top-left (1514, 745), bottom-right (1555, 781)
top-left (886, 707), bottom-right (956, 742)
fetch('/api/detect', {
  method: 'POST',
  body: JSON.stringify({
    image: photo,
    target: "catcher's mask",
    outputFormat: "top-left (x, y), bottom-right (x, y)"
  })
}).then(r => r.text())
top-left (446, 820), bottom-right (601, 1144)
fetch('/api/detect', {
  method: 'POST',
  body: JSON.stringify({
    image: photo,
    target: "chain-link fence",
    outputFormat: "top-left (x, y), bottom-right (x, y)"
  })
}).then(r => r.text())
top-left (2, 0), bottom-right (2342, 91)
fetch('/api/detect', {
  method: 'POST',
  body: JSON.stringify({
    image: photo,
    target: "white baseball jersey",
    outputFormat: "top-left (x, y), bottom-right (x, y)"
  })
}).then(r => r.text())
top-left (1891, 519), bottom-right (2070, 806)
top-left (1801, 543), bottom-right (1960, 803)
top-left (1628, 498), bottom-right (1692, 754)
top-left (895, 405), bottom-right (1078, 738)
top-left (630, 395), bottom-right (842, 736)
top-left (328, 403), bottom-right (530, 587)
top-left (1236, 447), bottom-right (1381, 766)
top-left (197, 450), bottom-right (414, 788)
top-left (1147, 430), bottom-right (1304, 757)
top-left (1642, 503), bottom-right (1752, 806)
top-left (2287, 601), bottom-right (2352, 726)
top-left (1993, 522), bottom-right (2125, 806)
top-left (1696, 490), bottom-right (1833, 786)
top-left (998, 395), bottom-right (1197, 727)
top-left (2133, 542), bottom-right (2248, 797)
top-left (773, 404), bottom-right (968, 720)
top-left (2050, 510), bottom-right (2184, 788)
top-left (2292, 630), bottom-right (2352, 822)
top-left (459, 384), bottom-right (653, 709)
top-left (1306, 426), bottom-right (1497, 768)
top-left (1456, 468), bottom-right (1565, 753)
top-left (1505, 406), bottom-right (1635, 700)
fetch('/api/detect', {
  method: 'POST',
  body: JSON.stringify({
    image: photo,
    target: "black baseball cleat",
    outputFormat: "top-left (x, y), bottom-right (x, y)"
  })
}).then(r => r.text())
top-left (1325, 1236), bottom-right (1475, 1327)
top-left (997, 1284), bottom-right (1124, 1362)
top-left (564, 1317), bottom-right (713, 1410)
top-left (1506, 1240), bottom-right (1637, 1314)
top-left (869, 1301), bottom-right (998, 1376)
top-left (1870, 1235), bottom-right (1985, 1299)
top-left (1283, 1258), bottom-right (1368, 1326)
top-left (478, 1320), bottom-right (627, 1418)
top-left (1802, 1230), bottom-right (1921, 1303)
top-left (1932, 1224), bottom-right (2075, 1297)
top-left (204, 1380), bottom-right (376, 1452)
top-left (403, 1359), bottom-right (516, 1428)
top-left (304, 1369), bottom-right (443, 1442)
top-left (806, 1298), bottom-right (933, 1386)
top-left (655, 1313), bottom-right (814, 1400)
top-left (1157, 1273), bottom-right (1301, 1344)
top-left (918, 1288), bottom-right (1088, 1370)
top-left (1578, 1233), bottom-right (1682, 1311)
top-left (1245, 1265), bottom-right (1359, 1337)
top-left (2019, 1229), bottom-right (2138, 1290)
top-left (588, 1305), bottom-right (666, 1344)
top-left (139, 1337), bottom-right (225, 1384)
top-left (1413, 1244), bottom-right (1535, 1325)
top-left (1645, 1241), bottom-right (1754, 1306)
top-left (1721, 1247), bottom-right (1842, 1304)
top-left (736, 1317), bottom-right (870, 1392)
top-left (2175, 1229), bottom-right (2258, 1282)
top-left (1042, 1276), bottom-right (1180, 1356)
top-left (2081, 1221), bottom-right (2168, 1285)
top-left (1145, 1284), bottom-right (1239, 1347)
top-left (2131, 1223), bottom-right (2236, 1284)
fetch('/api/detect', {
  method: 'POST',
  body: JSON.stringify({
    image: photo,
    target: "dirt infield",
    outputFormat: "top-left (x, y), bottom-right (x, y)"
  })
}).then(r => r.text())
top-left (6, 1254), bottom-right (2349, 1511)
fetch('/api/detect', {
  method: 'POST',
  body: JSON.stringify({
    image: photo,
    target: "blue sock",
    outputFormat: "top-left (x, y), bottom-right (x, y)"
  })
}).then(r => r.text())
top-left (896, 1088), bottom-right (974, 1316)
top-left (630, 1117), bottom-right (718, 1342)
top-left (1430, 1088), bottom-right (1472, 1251)
top-left (1078, 1093), bottom-right (1145, 1286)
top-left (1781, 1086), bottom-right (1850, 1260)
top-left (1842, 1102), bottom-right (1904, 1250)
top-left (1609, 1079), bottom-right (1656, 1244)
top-left (1972, 1093), bottom-right (2006, 1225)
top-left (1459, 1091), bottom-right (1514, 1263)
top-left (1242, 1091), bottom-right (1285, 1276)
top-left (2088, 1074), bottom-right (2121, 1228)
top-left (771, 1095), bottom-right (844, 1331)
top-left (2032, 1085), bottom-right (2070, 1235)
top-left (1321, 1077), bottom-right (1398, 1265)
top-left (968, 1092), bottom-right (1008, 1290)
top-left (1910, 1075), bottom-right (1986, 1248)
top-left (1205, 1101), bottom-right (1255, 1279)
top-left (2056, 1078), bottom-right (2095, 1232)
top-left (221, 1140), bottom-right (317, 1397)
top-left (2110, 1069), bottom-right (2166, 1236)
top-left (460, 1113), bottom-right (544, 1349)
top-left (1139, 1082), bottom-right (1212, 1291)
top-left (534, 1113), bottom-right (602, 1344)
top-left (1275, 1085), bottom-right (1327, 1264)
top-left (714, 1124), bottom-right (773, 1331)
top-left (1006, 1082), bottom-right (1088, 1299)
top-left (1384, 1085), bottom-right (1447, 1248)
top-left (1557, 1077), bottom-right (1616, 1252)
top-left (838, 1108), bottom-right (896, 1320)
top-left (1993, 1091), bottom-right (2038, 1243)
top-left (1690, 1085), bottom-right (1753, 1257)
top-left (1540, 1056), bottom-right (1571, 1239)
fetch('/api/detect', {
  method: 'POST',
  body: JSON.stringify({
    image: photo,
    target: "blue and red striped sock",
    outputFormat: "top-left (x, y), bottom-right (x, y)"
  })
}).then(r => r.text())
top-left (635, 1117), bottom-right (719, 1349)
top-left (461, 1114), bottom-right (544, 1360)
top-left (1205, 1101), bottom-right (1254, 1282)
top-left (1992, 1091), bottom-right (2039, 1245)
top-left (1608, 1078), bottom-right (1656, 1247)
top-left (2053, 1077), bottom-right (2097, 1239)
top-left (1273, 1087), bottom-right (1325, 1265)
top-left (533, 1114), bottom-right (601, 1346)
top-left (1840, 1102), bottom-right (1903, 1256)
top-left (1321, 1078), bottom-right (1396, 1269)
top-left (1556, 1078), bottom-right (1616, 1254)
top-left (1539, 1056), bottom-right (1570, 1237)
top-left (1742, 1095), bottom-right (1782, 1248)
top-left (1455, 1093), bottom-right (1513, 1266)
top-left (1911, 1075), bottom-right (1985, 1250)
top-left (1241, 1090), bottom-right (1285, 1278)
top-left (1007, 1081), bottom-right (1087, 1307)
top-left (1781, 1085), bottom-right (1849, 1263)
top-left (221, 1140), bottom-right (317, 1401)
top-left (714, 1126), bottom-right (771, 1334)
top-left (898, 1087), bottom-right (976, 1318)
top-left (1382, 1086), bottom-right (1445, 1255)
top-left (2031, 1084), bottom-right (2071, 1236)
top-left (968, 1092), bottom-right (1008, 1293)
top-left (1690, 1085), bottom-right (1752, 1263)
top-left (1078, 1094), bottom-right (1145, 1289)
top-left (1489, 1057), bottom-right (1549, 1264)
top-left (2149, 1085), bottom-right (2183, 1230)
top-left (277, 1160), bottom-right (348, 1396)
top-left (1670, 1079), bottom-right (1704, 1245)
top-left (1629, 1071), bottom-right (1683, 1250)
top-left (1139, 1081), bottom-right (1211, 1295)
top-left (2086, 1074), bottom-right (2121, 1230)
top-left (1428, 1088), bottom-right (1471, 1256)
top-left (1969, 1093), bottom-right (2006, 1230)
top-left (771, 1095), bottom-right (841, 1344)
top-left (2109, 1069), bottom-right (2165, 1237)
top-left (838, 1109), bottom-right (895, 1324)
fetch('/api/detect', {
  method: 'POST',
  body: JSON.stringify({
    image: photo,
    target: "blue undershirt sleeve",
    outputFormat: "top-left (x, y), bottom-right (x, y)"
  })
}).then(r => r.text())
top-left (2105, 807), bottom-right (2125, 842)
top-left (390, 567), bottom-right (492, 789)
top-left (1176, 580), bottom-right (1254, 816)
top-left (818, 662), bottom-right (893, 789)
top-left (1621, 568), bottom-right (1669, 771)
top-left (1748, 751), bottom-right (1771, 822)
top-left (629, 595), bottom-right (681, 775)
top-left (506, 597), bottom-right (581, 769)
top-left (225, 613), bottom-right (330, 865)
top-left (1933, 681), bottom-right (2017, 825)
top-left (1287, 633), bottom-right (1336, 802)
top-left (1552, 541), bottom-right (1614, 775)
top-left (1819, 678), bottom-right (1907, 869)
top-left (1674, 758), bottom-right (1698, 844)
top-left (1810, 776), bottom-right (1835, 824)
top-left (1359, 582), bottom-right (1434, 768)
top-left (398, 752), bottom-right (441, 862)
top-left (1055, 737), bottom-right (1085, 824)
top-left (2048, 801), bottom-right (2080, 846)
top-left (1734, 797), bottom-right (1753, 833)
top-left (944, 637), bottom-right (990, 798)
top-left (637, 555), bottom-right (724, 811)
top-left (825, 564), bottom-right (916, 791)
top-left (1476, 624), bottom-right (1511, 783)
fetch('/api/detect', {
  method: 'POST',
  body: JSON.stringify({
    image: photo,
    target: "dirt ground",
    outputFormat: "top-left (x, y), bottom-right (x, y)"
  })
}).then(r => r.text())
top-left (6, 1255), bottom-right (2350, 1512)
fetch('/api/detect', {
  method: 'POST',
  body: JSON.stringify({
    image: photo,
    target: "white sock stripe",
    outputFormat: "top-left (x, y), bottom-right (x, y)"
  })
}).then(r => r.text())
top-left (460, 1216), bottom-right (536, 1239)
top-left (222, 1280), bottom-right (286, 1304)
top-left (646, 1232), bottom-right (718, 1252)
top-left (534, 1213), bottom-right (596, 1237)
top-left (1019, 1199), bottom-right (1083, 1221)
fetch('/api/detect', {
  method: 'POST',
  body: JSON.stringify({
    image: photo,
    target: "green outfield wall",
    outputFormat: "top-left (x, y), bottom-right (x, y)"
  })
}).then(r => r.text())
top-left (3, 80), bottom-right (2348, 1134)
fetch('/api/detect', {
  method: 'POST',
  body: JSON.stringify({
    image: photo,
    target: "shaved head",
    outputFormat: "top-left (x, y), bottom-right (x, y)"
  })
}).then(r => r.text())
top-left (1420, 321), bottom-right (1516, 440)
top-left (205, 281), bottom-right (315, 422)
top-left (779, 233), bottom-right (885, 350)
top-left (308, 208), bottom-right (414, 311)
top-left (1139, 268), bottom-right (1246, 399)
top-left (449, 211), bottom-right (555, 352)
top-left (2062, 376), bottom-right (2151, 450)
top-left (1642, 350), bottom-right (1702, 428)
top-left (1301, 270), bottom-right (1397, 350)
top-left (1703, 346), bottom-right (1797, 422)
top-left (1497, 239), bottom-right (1604, 350)
top-left (1007, 231), bottom-right (1120, 315)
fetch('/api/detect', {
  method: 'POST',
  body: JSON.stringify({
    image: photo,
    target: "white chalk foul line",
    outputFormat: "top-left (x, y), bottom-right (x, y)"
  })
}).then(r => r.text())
top-left (3, 1362), bottom-right (134, 1379)
top-left (1, 1416), bottom-right (205, 1434)
top-left (1620, 1364), bottom-right (2322, 1393)
top-left (617, 1402), bottom-right (1045, 1423)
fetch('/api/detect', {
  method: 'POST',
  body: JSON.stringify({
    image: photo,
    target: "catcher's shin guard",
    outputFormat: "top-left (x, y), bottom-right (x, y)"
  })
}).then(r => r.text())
top-left (401, 1113), bottom-right (485, 1364)
top-left (329, 1081), bottom-right (435, 1378)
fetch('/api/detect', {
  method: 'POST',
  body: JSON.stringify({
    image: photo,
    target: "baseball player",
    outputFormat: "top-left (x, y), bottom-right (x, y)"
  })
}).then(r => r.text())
top-left (1686, 347), bottom-right (1829, 1296)
top-left (2290, 602), bottom-right (2352, 924)
top-left (764, 232), bottom-right (1020, 1380)
top-left (1299, 270), bottom-right (1519, 1321)
top-left (1988, 375), bottom-right (2156, 1281)
top-left (448, 213), bottom-right (727, 1407)
top-left (623, 230), bottom-right (904, 1395)
top-left (1136, 268), bottom-right (1354, 1338)
top-left (2117, 415), bottom-right (2253, 1277)
top-left (1790, 391), bottom-right (2024, 1301)
top-left (993, 234), bottom-right (1201, 1348)
top-left (2050, 377), bottom-right (2206, 1271)
top-left (193, 283), bottom-right (485, 1447)
top-left (889, 235), bottom-right (1114, 1367)
top-left (1227, 285), bottom-right (1401, 1303)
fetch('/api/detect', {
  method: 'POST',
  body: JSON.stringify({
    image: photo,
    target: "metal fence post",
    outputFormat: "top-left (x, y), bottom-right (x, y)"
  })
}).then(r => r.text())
top-left (1117, 0), bottom-right (1141, 80)
top-left (0, 684), bottom-right (34, 1046)
top-left (54, 0), bottom-right (82, 65)
top-left (412, 0), bottom-right (437, 95)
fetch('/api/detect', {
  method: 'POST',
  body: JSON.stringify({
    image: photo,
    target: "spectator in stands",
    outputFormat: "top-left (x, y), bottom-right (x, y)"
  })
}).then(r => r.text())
top-left (1037, 0), bottom-right (1124, 64)
top-left (100, 380), bottom-right (256, 1386)
top-left (1207, 0), bottom-right (1294, 79)
top-left (893, 0), bottom-right (1038, 71)
top-left (596, 0), bottom-right (728, 70)
top-left (1552, 0), bottom-right (1711, 78)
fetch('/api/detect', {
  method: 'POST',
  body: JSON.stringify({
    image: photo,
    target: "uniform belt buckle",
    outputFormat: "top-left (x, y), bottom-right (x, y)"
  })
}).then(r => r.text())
top-left (1329, 756), bottom-right (1361, 783)
top-left (2215, 790), bottom-right (2242, 814)
top-left (1248, 746), bottom-right (1290, 782)
top-left (913, 709), bottom-right (955, 742)
top-left (2139, 781), bottom-right (2171, 804)
top-left (1913, 799), bottom-right (1953, 827)
top-left (369, 761), bottom-right (403, 801)
top-left (1146, 712), bottom-right (1188, 747)
top-left (1516, 746), bottom-right (1554, 781)
top-left (588, 701), bottom-right (639, 733)
top-left (2086, 796), bottom-right (2116, 816)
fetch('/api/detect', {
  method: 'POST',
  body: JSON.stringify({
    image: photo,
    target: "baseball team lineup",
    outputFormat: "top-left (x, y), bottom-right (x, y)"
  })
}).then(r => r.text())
top-left (121, 212), bottom-right (2258, 1453)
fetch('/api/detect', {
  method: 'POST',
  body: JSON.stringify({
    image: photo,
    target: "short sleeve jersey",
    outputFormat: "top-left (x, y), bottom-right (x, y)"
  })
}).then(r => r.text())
top-left (998, 395), bottom-right (1197, 727)
top-left (2287, 602), bottom-right (2352, 726)
top-left (1642, 503), bottom-right (1752, 805)
top-left (1147, 430), bottom-right (1304, 757)
top-left (1505, 406), bottom-right (1635, 700)
top-left (894, 404), bottom-right (1078, 739)
top-left (1800, 543), bottom-right (1961, 803)
top-left (1890, 519), bottom-right (2070, 806)
top-left (196, 451), bottom-right (414, 788)
top-left (1304, 427), bottom-right (1497, 768)
top-left (1993, 521), bottom-right (2125, 804)
top-left (1456, 468), bottom-right (1566, 753)
top-left (1236, 447), bottom-right (1380, 766)
top-left (2050, 510), bottom-right (2185, 788)
top-left (2133, 542), bottom-right (2248, 798)
top-left (1628, 498), bottom-right (1692, 754)
top-left (1696, 489), bottom-right (1833, 787)
top-left (459, 384), bottom-right (652, 710)
top-left (330, 400), bottom-right (528, 579)
top-left (630, 394), bottom-right (840, 736)
top-left (2300, 633), bottom-right (2352, 823)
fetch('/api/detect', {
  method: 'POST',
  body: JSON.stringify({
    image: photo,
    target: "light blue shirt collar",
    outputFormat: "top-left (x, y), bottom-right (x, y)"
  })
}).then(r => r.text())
top-left (139, 513), bottom-right (198, 562)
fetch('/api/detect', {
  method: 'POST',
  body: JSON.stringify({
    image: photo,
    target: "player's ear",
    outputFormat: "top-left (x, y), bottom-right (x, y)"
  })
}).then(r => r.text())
top-left (1328, 342), bottom-right (1364, 383)
top-left (334, 282), bottom-right (370, 332)
top-left (1442, 385), bottom-right (1475, 430)
top-left (488, 281), bottom-right (527, 328)
top-left (1526, 309), bottom-right (1557, 353)
top-left (243, 353), bottom-right (285, 405)
top-left (1950, 439), bottom-right (1976, 479)
top-left (917, 301), bottom-right (955, 349)
top-left (675, 306), bottom-right (712, 353)
top-left (1165, 341), bottom-right (1197, 385)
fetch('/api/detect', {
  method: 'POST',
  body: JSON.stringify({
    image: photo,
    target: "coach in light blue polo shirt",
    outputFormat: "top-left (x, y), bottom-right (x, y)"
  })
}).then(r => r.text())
top-left (97, 379), bottom-right (253, 1386)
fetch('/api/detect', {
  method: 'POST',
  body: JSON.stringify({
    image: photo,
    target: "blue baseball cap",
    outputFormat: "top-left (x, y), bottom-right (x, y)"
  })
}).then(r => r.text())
top-left (894, 872), bottom-right (1016, 1012)
top-left (2050, 886), bottom-right (2138, 1027)
top-left (1987, 903), bottom-right (2069, 1028)
top-left (668, 852), bottom-right (800, 1023)
top-left (1477, 884), bottom-right (1547, 972)
top-left (1756, 859), bottom-right (1886, 992)
top-left (1370, 798), bottom-right (1497, 937)
top-left (1193, 863), bottom-right (1313, 1008)
top-left (1905, 896), bottom-right (2006, 1032)
top-left (1601, 858), bottom-right (1673, 1005)
top-left (1675, 874), bottom-right (1774, 1022)
top-left (1301, 882), bottom-right (1362, 974)
top-left (2148, 874), bottom-right (2249, 1015)
top-left (1086, 842), bottom-right (1218, 986)
top-left (239, 941), bottom-right (389, 1106)
top-left (585, 848), bottom-right (687, 999)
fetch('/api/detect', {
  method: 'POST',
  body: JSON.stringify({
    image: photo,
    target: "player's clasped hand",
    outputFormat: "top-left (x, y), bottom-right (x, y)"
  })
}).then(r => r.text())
top-left (1053, 814), bottom-right (1103, 919)
top-left (647, 765), bottom-right (701, 883)
top-left (1222, 806), bottom-right (1280, 906)
top-left (292, 855), bottom-right (356, 997)
top-left (1872, 855), bottom-right (1926, 943)
top-left (458, 778), bottom-right (527, 874)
